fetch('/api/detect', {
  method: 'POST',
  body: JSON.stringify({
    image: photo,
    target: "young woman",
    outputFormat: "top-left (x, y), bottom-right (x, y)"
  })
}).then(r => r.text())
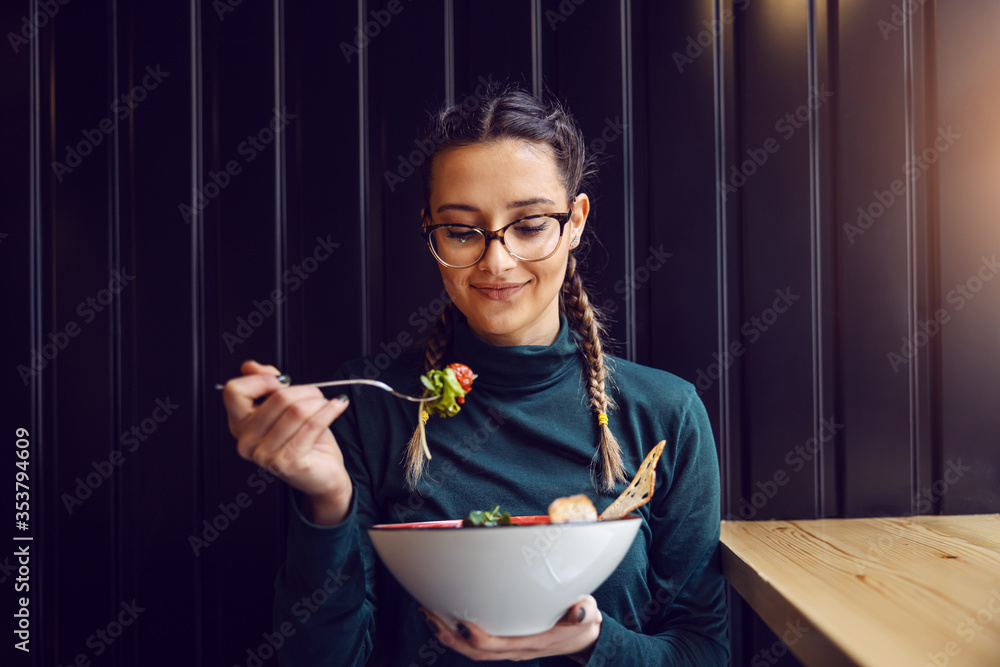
top-left (223, 83), bottom-right (729, 665)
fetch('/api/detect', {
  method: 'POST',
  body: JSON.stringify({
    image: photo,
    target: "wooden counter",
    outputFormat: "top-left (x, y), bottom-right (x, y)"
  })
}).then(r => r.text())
top-left (721, 515), bottom-right (1000, 666)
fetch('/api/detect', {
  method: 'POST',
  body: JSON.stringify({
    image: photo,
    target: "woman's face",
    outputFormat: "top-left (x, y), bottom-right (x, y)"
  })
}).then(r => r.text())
top-left (425, 139), bottom-right (589, 347)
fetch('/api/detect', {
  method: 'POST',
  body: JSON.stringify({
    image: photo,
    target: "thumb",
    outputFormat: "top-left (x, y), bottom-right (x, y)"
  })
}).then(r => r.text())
top-left (557, 599), bottom-right (590, 625)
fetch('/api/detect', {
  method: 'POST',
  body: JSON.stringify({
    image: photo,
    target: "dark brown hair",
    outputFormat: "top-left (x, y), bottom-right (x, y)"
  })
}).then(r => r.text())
top-left (407, 82), bottom-right (627, 493)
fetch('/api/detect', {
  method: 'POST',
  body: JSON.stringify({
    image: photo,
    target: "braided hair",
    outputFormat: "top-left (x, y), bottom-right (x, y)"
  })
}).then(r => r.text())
top-left (406, 82), bottom-right (627, 492)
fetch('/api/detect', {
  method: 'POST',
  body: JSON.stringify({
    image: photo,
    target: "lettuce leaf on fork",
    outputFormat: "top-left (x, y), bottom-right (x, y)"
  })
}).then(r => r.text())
top-left (419, 367), bottom-right (469, 418)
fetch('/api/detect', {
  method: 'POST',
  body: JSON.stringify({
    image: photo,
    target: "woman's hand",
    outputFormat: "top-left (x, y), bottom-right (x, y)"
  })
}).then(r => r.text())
top-left (222, 360), bottom-right (353, 526)
top-left (421, 596), bottom-right (602, 663)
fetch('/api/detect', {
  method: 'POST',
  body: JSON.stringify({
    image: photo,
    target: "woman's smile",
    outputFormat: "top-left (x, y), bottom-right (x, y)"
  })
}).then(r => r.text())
top-left (470, 281), bottom-right (528, 301)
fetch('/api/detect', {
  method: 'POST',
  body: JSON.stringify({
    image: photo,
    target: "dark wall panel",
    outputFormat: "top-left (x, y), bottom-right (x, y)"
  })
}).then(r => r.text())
top-left (125, 1), bottom-right (204, 663)
top-left (551, 0), bottom-right (633, 357)
top-left (836, 0), bottom-right (916, 517)
top-left (935, 0), bottom-right (1000, 514)
top-left (737, 0), bottom-right (817, 522)
top-left (456, 0), bottom-right (534, 88)
top-left (284, 3), bottom-right (365, 388)
top-left (48, 2), bottom-right (122, 665)
top-left (373, 2), bottom-right (448, 357)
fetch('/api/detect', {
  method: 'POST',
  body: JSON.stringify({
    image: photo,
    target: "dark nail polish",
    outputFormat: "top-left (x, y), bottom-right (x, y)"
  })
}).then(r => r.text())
top-left (577, 607), bottom-right (586, 623)
top-left (418, 607), bottom-right (439, 634)
top-left (456, 622), bottom-right (471, 639)
top-left (336, 394), bottom-right (349, 402)
top-left (276, 374), bottom-right (291, 385)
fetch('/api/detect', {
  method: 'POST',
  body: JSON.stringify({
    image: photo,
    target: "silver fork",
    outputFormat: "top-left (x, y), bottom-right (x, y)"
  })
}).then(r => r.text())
top-left (215, 376), bottom-right (438, 403)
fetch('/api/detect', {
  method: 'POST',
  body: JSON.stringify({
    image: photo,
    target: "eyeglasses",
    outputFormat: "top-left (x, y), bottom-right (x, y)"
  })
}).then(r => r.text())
top-left (421, 199), bottom-right (576, 269)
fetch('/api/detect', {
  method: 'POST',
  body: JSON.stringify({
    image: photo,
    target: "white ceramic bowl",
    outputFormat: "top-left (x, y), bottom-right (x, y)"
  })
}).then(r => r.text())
top-left (368, 514), bottom-right (642, 636)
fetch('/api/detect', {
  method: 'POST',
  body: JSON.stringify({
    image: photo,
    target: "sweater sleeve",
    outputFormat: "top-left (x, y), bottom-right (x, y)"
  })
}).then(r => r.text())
top-left (585, 387), bottom-right (729, 667)
top-left (272, 371), bottom-right (381, 667)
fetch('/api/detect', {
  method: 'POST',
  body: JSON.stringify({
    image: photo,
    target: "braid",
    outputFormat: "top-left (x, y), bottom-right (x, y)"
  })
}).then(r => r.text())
top-left (405, 304), bottom-right (455, 489)
top-left (561, 254), bottom-right (628, 492)
top-left (423, 304), bottom-right (454, 373)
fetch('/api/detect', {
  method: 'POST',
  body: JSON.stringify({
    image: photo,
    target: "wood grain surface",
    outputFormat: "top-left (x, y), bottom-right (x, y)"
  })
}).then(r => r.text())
top-left (721, 515), bottom-right (1000, 667)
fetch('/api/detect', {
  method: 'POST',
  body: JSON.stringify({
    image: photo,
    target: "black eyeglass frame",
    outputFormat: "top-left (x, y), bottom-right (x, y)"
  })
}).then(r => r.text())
top-left (420, 198), bottom-right (577, 269)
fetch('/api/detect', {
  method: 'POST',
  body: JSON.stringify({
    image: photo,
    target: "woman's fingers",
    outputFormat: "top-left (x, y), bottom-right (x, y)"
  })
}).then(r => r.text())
top-left (221, 360), bottom-right (352, 513)
top-left (554, 597), bottom-right (598, 626)
top-left (421, 596), bottom-right (601, 662)
top-left (234, 385), bottom-right (327, 461)
top-left (240, 360), bottom-right (281, 376)
top-left (275, 396), bottom-right (350, 466)
top-left (251, 394), bottom-right (350, 472)
top-left (222, 372), bottom-right (287, 436)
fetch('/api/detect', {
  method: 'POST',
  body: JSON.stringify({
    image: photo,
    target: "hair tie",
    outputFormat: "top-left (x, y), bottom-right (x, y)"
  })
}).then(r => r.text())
top-left (421, 410), bottom-right (429, 424)
top-left (597, 413), bottom-right (608, 426)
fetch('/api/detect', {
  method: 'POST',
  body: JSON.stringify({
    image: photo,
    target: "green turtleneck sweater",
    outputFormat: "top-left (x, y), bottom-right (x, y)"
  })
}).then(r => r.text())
top-left (272, 315), bottom-right (729, 666)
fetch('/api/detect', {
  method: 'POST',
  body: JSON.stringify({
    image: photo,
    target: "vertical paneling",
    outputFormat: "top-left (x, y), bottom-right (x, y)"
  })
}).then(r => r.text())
top-left (371, 2), bottom-right (447, 356)
top-left (836, 0), bottom-right (914, 516)
top-left (199, 0), bottom-right (286, 660)
top-left (124, 0), bottom-right (203, 660)
top-left (549, 0), bottom-right (633, 357)
top-left (810, 0), bottom-right (840, 520)
top-left (935, 0), bottom-right (1000, 514)
top-left (284, 4), bottom-right (364, 388)
top-left (645, 0), bottom-right (729, 455)
top-left (1, 0), bottom-right (47, 664)
top-left (48, 3), bottom-right (120, 666)
top-left (737, 0), bottom-right (817, 521)
top-left (455, 0), bottom-right (533, 88)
